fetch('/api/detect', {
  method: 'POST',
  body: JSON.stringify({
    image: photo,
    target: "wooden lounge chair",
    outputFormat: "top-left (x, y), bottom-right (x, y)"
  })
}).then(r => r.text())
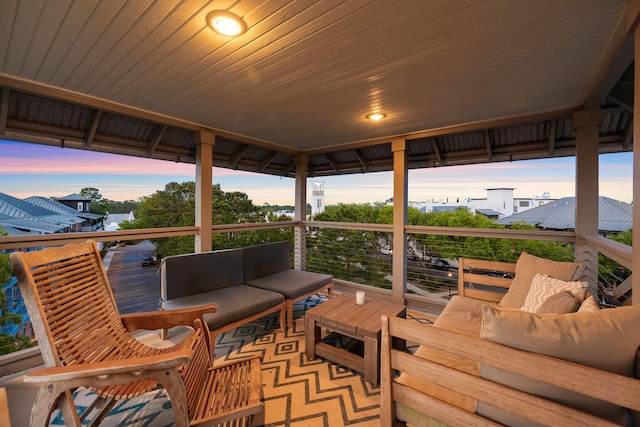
top-left (10, 240), bottom-right (263, 427)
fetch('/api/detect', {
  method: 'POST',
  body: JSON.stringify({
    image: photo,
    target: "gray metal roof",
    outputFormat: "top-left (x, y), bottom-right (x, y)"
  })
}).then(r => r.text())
top-left (55, 194), bottom-right (91, 201)
top-left (0, 216), bottom-right (67, 234)
top-left (25, 196), bottom-right (103, 221)
top-left (0, 192), bottom-right (85, 233)
top-left (0, 1), bottom-right (633, 178)
top-left (497, 196), bottom-right (632, 232)
top-left (476, 209), bottom-right (502, 217)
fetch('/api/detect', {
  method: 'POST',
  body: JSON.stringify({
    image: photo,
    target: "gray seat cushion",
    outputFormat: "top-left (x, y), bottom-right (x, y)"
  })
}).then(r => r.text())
top-left (163, 249), bottom-right (243, 299)
top-left (245, 269), bottom-right (332, 299)
top-left (164, 285), bottom-right (284, 330)
top-left (242, 241), bottom-right (291, 281)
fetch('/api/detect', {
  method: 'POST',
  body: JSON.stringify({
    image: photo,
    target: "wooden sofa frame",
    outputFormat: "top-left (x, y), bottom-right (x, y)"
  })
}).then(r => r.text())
top-left (380, 257), bottom-right (640, 426)
top-left (381, 314), bottom-right (640, 427)
top-left (456, 257), bottom-right (515, 302)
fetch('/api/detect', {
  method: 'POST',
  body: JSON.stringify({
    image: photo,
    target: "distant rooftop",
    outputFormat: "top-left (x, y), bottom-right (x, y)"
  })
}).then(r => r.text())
top-left (497, 196), bottom-right (632, 232)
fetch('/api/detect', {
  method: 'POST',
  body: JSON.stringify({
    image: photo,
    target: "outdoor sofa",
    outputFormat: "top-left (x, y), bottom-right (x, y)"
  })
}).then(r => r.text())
top-left (381, 253), bottom-right (640, 426)
top-left (161, 241), bottom-right (333, 353)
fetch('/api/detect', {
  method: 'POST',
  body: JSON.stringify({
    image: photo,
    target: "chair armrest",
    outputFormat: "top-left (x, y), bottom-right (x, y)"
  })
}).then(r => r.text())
top-left (120, 304), bottom-right (218, 332)
top-left (24, 349), bottom-right (192, 383)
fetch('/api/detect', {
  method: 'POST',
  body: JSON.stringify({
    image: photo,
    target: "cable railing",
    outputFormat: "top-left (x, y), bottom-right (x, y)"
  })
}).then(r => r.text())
top-left (0, 221), bottom-right (633, 370)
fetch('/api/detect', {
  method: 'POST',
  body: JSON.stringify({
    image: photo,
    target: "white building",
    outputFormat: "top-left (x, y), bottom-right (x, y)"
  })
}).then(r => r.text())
top-left (420, 188), bottom-right (557, 219)
top-left (311, 182), bottom-right (325, 216)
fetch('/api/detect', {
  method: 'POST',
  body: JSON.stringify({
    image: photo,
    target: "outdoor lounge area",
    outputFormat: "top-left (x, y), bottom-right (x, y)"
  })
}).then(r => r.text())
top-left (1, 1), bottom-right (640, 426)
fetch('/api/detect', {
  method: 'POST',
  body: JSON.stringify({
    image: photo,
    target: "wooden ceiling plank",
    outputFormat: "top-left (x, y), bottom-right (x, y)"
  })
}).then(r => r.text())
top-left (258, 151), bottom-right (278, 170)
top-left (0, 88), bottom-right (8, 134)
top-left (229, 144), bottom-right (250, 166)
top-left (146, 125), bottom-right (167, 155)
top-left (548, 119), bottom-right (556, 156)
top-left (84, 109), bottom-right (102, 146)
top-left (623, 120), bottom-right (633, 150)
top-left (354, 148), bottom-right (369, 171)
top-left (483, 129), bottom-right (492, 161)
top-left (431, 138), bottom-right (443, 166)
top-left (325, 153), bottom-right (341, 172)
top-left (281, 160), bottom-right (295, 176)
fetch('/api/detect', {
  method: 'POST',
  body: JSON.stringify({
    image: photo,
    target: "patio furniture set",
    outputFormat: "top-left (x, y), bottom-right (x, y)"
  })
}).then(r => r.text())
top-left (8, 240), bottom-right (640, 426)
top-left (160, 240), bottom-right (334, 354)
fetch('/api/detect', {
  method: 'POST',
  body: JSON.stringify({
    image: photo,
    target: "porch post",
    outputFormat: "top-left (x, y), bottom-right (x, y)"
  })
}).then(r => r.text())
top-left (294, 154), bottom-right (308, 270)
top-left (573, 109), bottom-right (602, 292)
top-left (194, 130), bottom-right (214, 253)
top-left (391, 139), bottom-right (408, 304)
top-left (632, 1), bottom-right (640, 304)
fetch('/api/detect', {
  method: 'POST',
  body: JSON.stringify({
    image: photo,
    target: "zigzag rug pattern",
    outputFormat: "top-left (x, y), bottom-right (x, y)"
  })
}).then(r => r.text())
top-left (49, 295), bottom-right (386, 426)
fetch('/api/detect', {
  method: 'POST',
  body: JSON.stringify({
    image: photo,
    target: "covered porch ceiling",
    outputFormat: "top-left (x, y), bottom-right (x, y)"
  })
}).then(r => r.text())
top-left (0, 0), bottom-right (634, 178)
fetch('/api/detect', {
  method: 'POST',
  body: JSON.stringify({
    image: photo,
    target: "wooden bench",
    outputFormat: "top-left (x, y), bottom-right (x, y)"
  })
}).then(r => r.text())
top-left (380, 254), bottom-right (640, 426)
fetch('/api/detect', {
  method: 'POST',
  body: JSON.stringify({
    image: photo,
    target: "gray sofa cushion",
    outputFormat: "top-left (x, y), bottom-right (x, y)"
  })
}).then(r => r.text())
top-left (242, 241), bottom-right (291, 281)
top-left (164, 285), bottom-right (284, 330)
top-left (245, 269), bottom-right (332, 299)
top-left (164, 249), bottom-right (243, 299)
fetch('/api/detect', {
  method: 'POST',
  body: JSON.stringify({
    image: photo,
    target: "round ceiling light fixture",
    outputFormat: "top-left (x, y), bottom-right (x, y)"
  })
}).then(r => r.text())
top-left (366, 112), bottom-right (387, 121)
top-left (206, 10), bottom-right (247, 37)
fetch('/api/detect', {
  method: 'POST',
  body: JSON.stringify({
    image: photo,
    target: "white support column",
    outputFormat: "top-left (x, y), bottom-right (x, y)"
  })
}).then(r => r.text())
top-left (573, 109), bottom-right (602, 293)
top-left (391, 139), bottom-right (408, 304)
top-left (294, 154), bottom-right (308, 270)
top-left (194, 131), bottom-right (214, 253)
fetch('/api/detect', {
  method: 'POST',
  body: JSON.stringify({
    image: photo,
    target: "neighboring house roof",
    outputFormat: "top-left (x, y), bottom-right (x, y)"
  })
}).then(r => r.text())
top-left (105, 212), bottom-right (135, 224)
top-left (497, 196), bottom-right (632, 232)
top-left (0, 214), bottom-right (67, 234)
top-left (0, 192), bottom-right (59, 218)
top-left (104, 212), bottom-right (135, 231)
top-left (25, 196), bottom-right (103, 220)
top-left (56, 193), bottom-right (91, 201)
top-left (476, 209), bottom-right (502, 217)
top-left (433, 206), bottom-right (465, 212)
top-left (0, 192), bottom-right (88, 234)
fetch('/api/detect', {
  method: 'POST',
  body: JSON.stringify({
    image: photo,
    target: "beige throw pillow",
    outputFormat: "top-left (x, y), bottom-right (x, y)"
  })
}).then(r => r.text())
top-left (521, 273), bottom-right (587, 313)
top-left (577, 294), bottom-right (601, 312)
top-left (499, 252), bottom-right (582, 309)
top-left (536, 290), bottom-right (581, 314)
top-left (479, 305), bottom-right (640, 425)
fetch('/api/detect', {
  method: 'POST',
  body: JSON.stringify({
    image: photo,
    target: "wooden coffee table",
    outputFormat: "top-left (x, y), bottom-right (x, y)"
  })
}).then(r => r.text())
top-left (305, 293), bottom-right (406, 384)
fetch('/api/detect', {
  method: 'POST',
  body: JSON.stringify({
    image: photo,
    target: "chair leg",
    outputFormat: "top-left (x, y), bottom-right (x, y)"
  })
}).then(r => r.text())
top-left (161, 369), bottom-right (190, 427)
top-left (31, 385), bottom-right (81, 427)
top-left (282, 302), bottom-right (290, 330)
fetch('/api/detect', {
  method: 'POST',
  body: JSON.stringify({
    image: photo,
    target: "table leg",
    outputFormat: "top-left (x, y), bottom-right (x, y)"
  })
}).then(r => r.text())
top-left (363, 335), bottom-right (379, 385)
top-left (305, 317), bottom-right (321, 359)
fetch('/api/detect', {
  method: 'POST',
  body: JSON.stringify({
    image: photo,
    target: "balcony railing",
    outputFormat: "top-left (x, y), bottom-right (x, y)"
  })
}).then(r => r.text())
top-left (0, 221), bottom-right (632, 376)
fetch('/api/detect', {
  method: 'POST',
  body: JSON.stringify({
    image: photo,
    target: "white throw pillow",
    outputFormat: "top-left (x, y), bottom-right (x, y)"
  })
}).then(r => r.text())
top-left (521, 273), bottom-right (588, 313)
top-left (577, 295), bottom-right (601, 312)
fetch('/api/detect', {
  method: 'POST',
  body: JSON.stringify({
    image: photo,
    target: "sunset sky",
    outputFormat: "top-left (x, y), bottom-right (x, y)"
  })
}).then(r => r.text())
top-left (0, 139), bottom-right (633, 206)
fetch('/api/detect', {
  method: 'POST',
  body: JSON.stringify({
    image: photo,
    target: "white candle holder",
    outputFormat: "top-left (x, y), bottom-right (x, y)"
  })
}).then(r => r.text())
top-left (355, 290), bottom-right (365, 305)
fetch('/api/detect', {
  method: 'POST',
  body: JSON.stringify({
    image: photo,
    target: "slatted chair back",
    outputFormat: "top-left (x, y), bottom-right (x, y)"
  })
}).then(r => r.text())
top-left (12, 241), bottom-right (128, 369)
top-left (11, 241), bottom-right (262, 427)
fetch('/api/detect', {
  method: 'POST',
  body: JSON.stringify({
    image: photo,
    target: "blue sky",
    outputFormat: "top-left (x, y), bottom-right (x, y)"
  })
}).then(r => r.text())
top-left (0, 140), bottom-right (633, 205)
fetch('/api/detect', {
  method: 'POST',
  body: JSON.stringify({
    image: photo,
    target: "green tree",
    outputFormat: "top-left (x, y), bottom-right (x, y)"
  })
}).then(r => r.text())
top-left (132, 182), bottom-right (292, 256)
top-left (308, 204), bottom-right (577, 289)
top-left (80, 187), bottom-right (102, 202)
top-left (308, 204), bottom-right (390, 286)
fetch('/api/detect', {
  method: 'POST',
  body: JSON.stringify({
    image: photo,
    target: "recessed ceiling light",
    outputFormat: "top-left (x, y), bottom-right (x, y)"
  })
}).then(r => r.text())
top-left (366, 112), bottom-right (387, 121)
top-left (206, 11), bottom-right (247, 37)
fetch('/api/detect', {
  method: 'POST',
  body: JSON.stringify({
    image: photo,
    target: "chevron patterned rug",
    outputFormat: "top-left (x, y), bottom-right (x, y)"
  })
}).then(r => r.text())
top-left (49, 294), bottom-right (406, 426)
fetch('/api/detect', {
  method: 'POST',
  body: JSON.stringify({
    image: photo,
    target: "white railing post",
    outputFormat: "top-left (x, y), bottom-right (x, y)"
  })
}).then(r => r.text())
top-left (391, 139), bottom-right (408, 304)
top-left (194, 131), bottom-right (215, 253)
top-left (294, 154), bottom-right (308, 270)
top-left (573, 109), bottom-right (602, 293)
